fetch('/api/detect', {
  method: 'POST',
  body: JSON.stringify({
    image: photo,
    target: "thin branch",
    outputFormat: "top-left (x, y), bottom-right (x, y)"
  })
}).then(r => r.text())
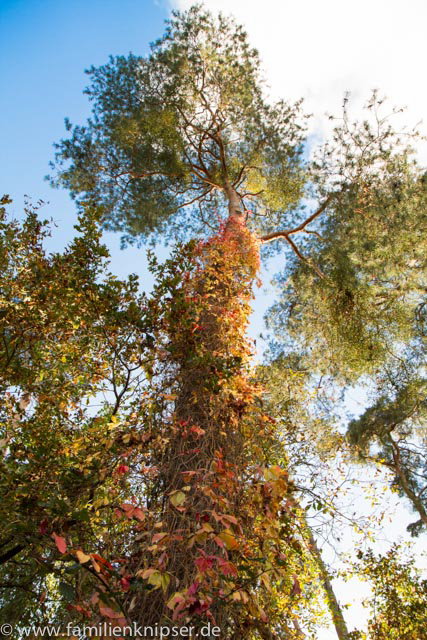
top-left (259, 193), bottom-right (335, 244)
top-left (284, 235), bottom-right (325, 279)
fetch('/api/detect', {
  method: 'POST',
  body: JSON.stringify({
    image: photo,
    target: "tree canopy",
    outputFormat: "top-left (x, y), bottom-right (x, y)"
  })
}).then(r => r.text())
top-left (49, 6), bottom-right (307, 244)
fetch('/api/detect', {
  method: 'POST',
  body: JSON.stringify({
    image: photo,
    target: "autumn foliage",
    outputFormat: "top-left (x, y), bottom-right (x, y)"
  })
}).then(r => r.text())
top-left (0, 201), bottom-right (316, 637)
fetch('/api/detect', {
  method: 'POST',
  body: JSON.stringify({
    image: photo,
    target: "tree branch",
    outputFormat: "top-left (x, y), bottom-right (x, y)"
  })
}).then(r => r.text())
top-left (259, 193), bottom-right (335, 244)
top-left (284, 235), bottom-right (325, 279)
top-left (0, 544), bottom-right (25, 565)
top-left (388, 435), bottom-right (427, 528)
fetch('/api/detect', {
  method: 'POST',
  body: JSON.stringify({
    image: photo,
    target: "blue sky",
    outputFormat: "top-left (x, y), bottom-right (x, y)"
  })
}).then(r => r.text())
top-left (1, 0), bottom-right (168, 208)
top-left (1, 0), bottom-right (172, 285)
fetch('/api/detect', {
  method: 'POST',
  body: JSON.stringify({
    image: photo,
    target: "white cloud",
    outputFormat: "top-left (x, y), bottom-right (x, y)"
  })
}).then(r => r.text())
top-left (171, 0), bottom-right (427, 160)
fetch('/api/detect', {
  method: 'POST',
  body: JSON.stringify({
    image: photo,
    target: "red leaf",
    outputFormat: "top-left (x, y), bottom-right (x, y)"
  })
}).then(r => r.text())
top-left (218, 559), bottom-right (237, 577)
top-left (188, 599), bottom-right (208, 615)
top-left (120, 577), bottom-right (131, 591)
top-left (291, 574), bottom-right (302, 596)
top-left (117, 465), bottom-right (129, 474)
top-left (133, 507), bottom-right (145, 521)
top-left (195, 555), bottom-right (215, 573)
top-left (214, 535), bottom-right (226, 549)
top-left (152, 532), bottom-right (168, 544)
top-left (187, 581), bottom-right (199, 596)
top-left (92, 554), bottom-right (113, 570)
top-left (99, 605), bottom-right (122, 619)
top-left (52, 532), bottom-right (67, 554)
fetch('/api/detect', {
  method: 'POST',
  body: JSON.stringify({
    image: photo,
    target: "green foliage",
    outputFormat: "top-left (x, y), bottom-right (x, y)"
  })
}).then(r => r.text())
top-left (350, 545), bottom-right (427, 639)
top-left (266, 95), bottom-right (427, 544)
top-left (49, 5), bottom-right (307, 244)
top-left (348, 375), bottom-right (427, 534)
top-left (269, 150), bottom-right (427, 381)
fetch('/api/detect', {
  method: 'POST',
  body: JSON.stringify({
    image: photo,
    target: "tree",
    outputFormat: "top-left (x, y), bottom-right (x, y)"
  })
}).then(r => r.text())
top-left (0, 196), bottom-right (155, 626)
top-left (49, 6), bottom-right (307, 245)
top-left (266, 93), bottom-right (427, 539)
top-left (4, 4), bottom-right (427, 638)
top-left (348, 545), bottom-right (427, 639)
top-left (348, 375), bottom-right (427, 533)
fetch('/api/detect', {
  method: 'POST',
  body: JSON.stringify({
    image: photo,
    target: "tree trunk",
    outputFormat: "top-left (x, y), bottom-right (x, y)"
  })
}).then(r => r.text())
top-left (388, 435), bottom-right (427, 528)
top-left (305, 529), bottom-right (349, 640)
top-left (119, 197), bottom-right (298, 636)
top-left (223, 182), bottom-right (245, 222)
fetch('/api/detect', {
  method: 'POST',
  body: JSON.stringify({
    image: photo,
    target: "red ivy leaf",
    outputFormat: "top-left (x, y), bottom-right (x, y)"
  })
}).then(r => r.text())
top-left (195, 555), bottom-right (215, 573)
top-left (99, 605), bottom-right (122, 619)
top-left (52, 532), bottom-right (67, 554)
top-left (117, 465), bottom-right (129, 474)
top-left (187, 581), bottom-right (200, 596)
top-left (120, 577), bottom-right (131, 591)
top-left (218, 559), bottom-right (237, 577)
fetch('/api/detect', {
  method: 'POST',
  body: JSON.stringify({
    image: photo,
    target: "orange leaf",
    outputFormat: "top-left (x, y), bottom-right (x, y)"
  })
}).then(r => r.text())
top-left (99, 605), bottom-right (122, 619)
top-left (76, 550), bottom-right (91, 564)
top-left (91, 557), bottom-right (101, 572)
top-left (152, 532), bottom-right (168, 544)
top-left (218, 529), bottom-right (239, 550)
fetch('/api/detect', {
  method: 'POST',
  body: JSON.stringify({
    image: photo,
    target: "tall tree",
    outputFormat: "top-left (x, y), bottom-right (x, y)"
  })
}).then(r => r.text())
top-left (7, 4), bottom-right (425, 638)
top-left (267, 94), bottom-right (427, 538)
top-left (49, 6), bottom-right (307, 244)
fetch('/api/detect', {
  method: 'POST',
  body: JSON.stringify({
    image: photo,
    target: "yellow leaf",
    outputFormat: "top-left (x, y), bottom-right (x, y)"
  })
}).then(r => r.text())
top-left (260, 572), bottom-right (272, 591)
top-left (167, 592), bottom-right (185, 610)
top-left (76, 550), bottom-right (91, 564)
top-left (141, 570), bottom-right (170, 591)
top-left (148, 572), bottom-right (162, 589)
top-left (161, 573), bottom-right (171, 592)
top-left (218, 529), bottom-right (239, 550)
top-left (169, 490), bottom-right (186, 507)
